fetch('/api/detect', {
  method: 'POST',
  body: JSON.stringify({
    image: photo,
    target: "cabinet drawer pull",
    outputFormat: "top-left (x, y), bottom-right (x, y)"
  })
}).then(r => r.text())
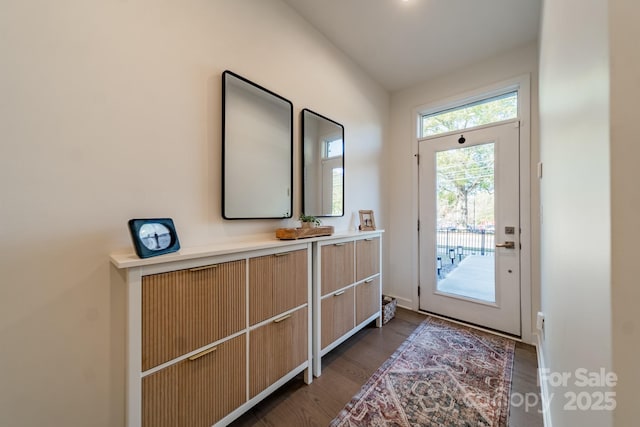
top-left (333, 243), bottom-right (346, 246)
top-left (364, 238), bottom-right (374, 242)
top-left (189, 264), bottom-right (219, 272)
top-left (364, 278), bottom-right (374, 284)
top-left (273, 314), bottom-right (292, 323)
top-left (274, 252), bottom-right (290, 257)
top-left (333, 290), bottom-right (345, 297)
top-left (188, 346), bottom-right (218, 361)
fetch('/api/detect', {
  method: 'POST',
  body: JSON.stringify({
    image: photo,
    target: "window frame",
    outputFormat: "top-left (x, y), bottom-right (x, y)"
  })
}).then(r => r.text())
top-left (420, 90), bottom-right (518, 138)
top-left (323, 137), bottom-right (343, 159)
top-left (416, 83), bottom-right (522, 140)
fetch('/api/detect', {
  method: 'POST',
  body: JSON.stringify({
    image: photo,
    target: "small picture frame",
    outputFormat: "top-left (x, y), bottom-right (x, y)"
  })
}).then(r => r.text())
top-left (128, 218), bottom-right (180, 259)
top-left (358, 210), bottom-right (376, 231)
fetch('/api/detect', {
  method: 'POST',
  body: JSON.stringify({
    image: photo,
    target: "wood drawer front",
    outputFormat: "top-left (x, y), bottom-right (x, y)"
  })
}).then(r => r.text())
top-left (321, 287), bottom-right (355, 349)
top-left (356, 237), bottom-right (380, 281)
top-left (355, 277), bottom-right (380, 325)
top-left (142, 260), bottom-right (246, 371)
top-left (142, 334), bottom-right (246, 427)
top-left (321, 242), bottom-right (355, 295)
top-left (249, 249), bottom-right (308, 325)
top-left (249, 307), bottom-right (308, 398)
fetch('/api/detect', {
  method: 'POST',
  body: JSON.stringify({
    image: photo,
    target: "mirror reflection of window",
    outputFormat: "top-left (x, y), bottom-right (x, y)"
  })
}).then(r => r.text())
top-left (322, 137), bottom-right (343, 215)
top-left (331, 167), bottom-right (343, 215)
top-left (302, 109), bottom-right (344, 217)
top-left (325, 138), bottom-right (343, 158)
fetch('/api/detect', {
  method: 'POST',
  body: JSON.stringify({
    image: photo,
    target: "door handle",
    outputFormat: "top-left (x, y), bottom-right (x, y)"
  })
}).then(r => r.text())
top-left (495, 241), bottom-right (515, 249)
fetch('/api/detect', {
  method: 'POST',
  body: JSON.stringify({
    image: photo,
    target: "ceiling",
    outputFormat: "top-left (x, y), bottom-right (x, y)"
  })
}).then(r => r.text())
top-left (283, 0), bottom-right (541, 92)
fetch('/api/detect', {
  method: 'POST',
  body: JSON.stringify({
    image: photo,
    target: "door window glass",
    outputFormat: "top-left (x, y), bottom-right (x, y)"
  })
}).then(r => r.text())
top-left (435, 142), bottom-right (495, 302)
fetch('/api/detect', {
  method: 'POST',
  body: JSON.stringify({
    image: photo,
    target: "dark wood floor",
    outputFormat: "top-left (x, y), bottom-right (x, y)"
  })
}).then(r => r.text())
top-left (231, 308), bottom-right (542, 427)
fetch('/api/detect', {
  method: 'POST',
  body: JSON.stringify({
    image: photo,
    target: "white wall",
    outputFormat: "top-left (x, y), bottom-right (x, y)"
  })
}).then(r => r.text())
top-left (387, 42), bottom-right (540, 336)
top-left (610, 0), bottom-right (640, 423)
top-left (0, 1), bottom-right (388, 425)
top-left (538, 1), bottom-right (613, 426)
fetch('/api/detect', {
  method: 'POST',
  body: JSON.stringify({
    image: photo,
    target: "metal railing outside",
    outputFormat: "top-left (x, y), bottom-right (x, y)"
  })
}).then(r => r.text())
top-left (436, 228), bottom-right (495, 260)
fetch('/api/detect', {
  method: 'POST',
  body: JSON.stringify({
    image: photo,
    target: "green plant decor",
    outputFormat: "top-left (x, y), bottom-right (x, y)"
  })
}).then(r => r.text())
top-left (298, 213), bottom-right (321, 227)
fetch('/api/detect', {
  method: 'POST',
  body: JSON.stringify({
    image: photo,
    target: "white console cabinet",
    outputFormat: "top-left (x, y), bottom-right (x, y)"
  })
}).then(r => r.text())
top-left (111, 230), bottom-right (383, 425)
top-left (312, 231), bottom-right (383, 377)
top-left (111, 240), bottom-right (312, 427)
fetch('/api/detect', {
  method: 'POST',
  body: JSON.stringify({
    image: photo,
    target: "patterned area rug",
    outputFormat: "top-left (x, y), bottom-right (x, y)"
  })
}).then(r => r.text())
top-left (330, 316), bottom-right (515, 426)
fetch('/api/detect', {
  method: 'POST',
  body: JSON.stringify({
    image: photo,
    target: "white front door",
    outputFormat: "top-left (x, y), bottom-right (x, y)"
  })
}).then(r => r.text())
top-left (418, 121), bottom-right (521, 336)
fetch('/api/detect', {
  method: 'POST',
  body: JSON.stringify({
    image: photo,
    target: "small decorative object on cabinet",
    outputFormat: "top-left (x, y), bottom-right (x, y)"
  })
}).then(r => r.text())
top-left (312, 230), bottom-right (383, 376)
top-left (111, 239), bottom-right (312, 427)
top-left (128, 218), bottom-right (180, 258)
top-left (274, 213), bottom-right (333, 240)
top-left (275, 225), bottom-right (334, 240)
top-left (358, 210), bottom-right (376, 231)
top-left (298, 213), bottom-right (321, 228)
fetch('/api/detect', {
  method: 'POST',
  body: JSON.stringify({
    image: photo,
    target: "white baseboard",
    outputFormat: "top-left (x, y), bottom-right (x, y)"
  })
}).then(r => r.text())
top-left (385, 295), bottom-right (412, 310)
top-left (535, 332), bottom-right (553, 427)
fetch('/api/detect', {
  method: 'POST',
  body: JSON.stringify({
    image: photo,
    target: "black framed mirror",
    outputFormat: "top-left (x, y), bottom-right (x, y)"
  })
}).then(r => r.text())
top-left (222, 70), bottom-right (293, 219)
top-left (301, 109), bottom-right (344, 217)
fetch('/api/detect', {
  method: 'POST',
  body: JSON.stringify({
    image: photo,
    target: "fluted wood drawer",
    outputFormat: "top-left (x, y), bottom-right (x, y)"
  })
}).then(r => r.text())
top-left (356, 237), bottom-right (380, 281)
top-left (320, 241), bottom-right (355, 295)
top-left (142, 334), bottom-right (246, 427)
top-left (321, 287), bottom-right (355, 349)
top-left (142, 260), bottom-right (246, 371)
top-left (355, 276), bottom-right (380, 325)
top-left (249, 249), bottom-right (308, 325)
top-left (249, 307), bottom-right (308, 398)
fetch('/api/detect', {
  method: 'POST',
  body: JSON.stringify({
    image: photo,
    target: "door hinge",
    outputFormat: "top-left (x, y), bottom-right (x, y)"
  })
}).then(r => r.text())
top-left (418, 286), bottom-right (421, 297)
top-left (415, 153), bottom-right (419, 165)
top-left (417, 220), bottom-right (420, 231)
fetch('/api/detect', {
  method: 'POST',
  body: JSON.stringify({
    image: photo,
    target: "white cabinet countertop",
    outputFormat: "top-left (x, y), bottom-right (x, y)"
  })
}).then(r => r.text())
top-left (110, 229), bottom-right (383, 269)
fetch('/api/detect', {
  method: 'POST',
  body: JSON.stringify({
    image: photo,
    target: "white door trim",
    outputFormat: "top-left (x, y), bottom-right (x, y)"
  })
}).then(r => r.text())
top-left (410, 74), bottom-right (532, 344)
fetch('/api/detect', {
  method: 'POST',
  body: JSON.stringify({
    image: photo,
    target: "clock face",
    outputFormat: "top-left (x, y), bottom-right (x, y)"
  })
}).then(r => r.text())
top-left (128, 218), bottom-right (180, 259)
top-left (139, 223), bottom-right (172, 251)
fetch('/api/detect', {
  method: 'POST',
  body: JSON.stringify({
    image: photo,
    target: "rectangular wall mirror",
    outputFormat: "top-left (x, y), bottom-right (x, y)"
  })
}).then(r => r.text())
top-left (222, 70), bottom-right (293, 219)
top-left (301, 109), bottom-right (344, 217)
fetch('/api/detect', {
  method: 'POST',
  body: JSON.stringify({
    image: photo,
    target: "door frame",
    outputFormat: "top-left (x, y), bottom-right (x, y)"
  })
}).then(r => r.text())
top-left (418, 121), bottom-right (521, 335)
top-left (410, 74), bottom-right (533, 344)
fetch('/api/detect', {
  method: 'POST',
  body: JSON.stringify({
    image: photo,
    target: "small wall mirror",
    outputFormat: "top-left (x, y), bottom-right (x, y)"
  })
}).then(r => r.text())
top-left (222, 71), bottom-right (293, 219)
top-left (302, 109), bottom-right (344, 217)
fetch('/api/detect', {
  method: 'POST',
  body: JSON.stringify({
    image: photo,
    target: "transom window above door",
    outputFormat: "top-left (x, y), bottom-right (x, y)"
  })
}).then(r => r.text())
top-left (420, 91), bottom-right (518, 138)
